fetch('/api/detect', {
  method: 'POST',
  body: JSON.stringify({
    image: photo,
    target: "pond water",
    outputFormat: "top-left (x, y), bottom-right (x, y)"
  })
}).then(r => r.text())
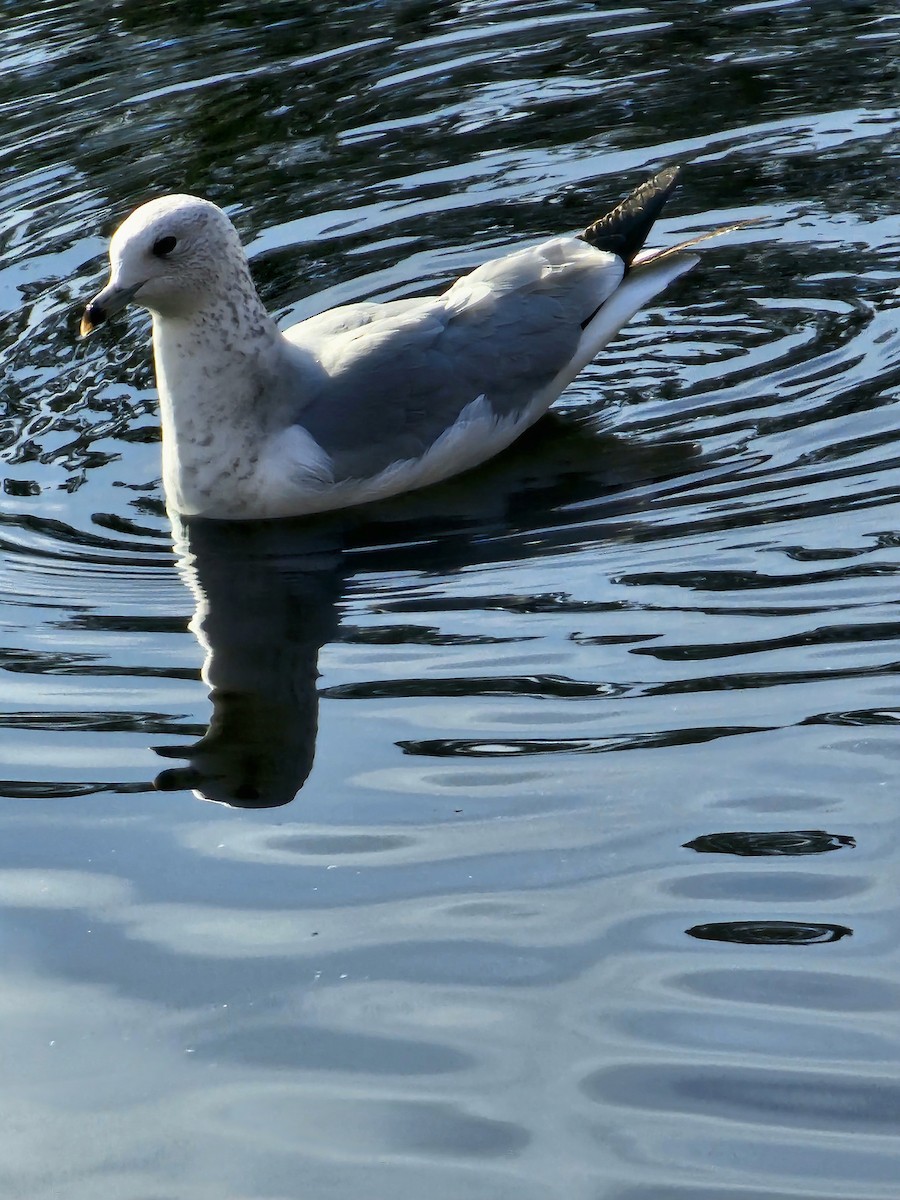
top-left (2, 1), bottom-right (900, 1196)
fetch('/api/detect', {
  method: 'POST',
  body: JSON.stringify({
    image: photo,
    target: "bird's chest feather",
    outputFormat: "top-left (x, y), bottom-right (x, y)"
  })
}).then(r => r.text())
top-left (152, 315), bottom-right (284, 514)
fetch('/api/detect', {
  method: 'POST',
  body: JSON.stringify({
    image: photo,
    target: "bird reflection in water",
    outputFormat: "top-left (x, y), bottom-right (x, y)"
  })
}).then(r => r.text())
top-left (153, 515), bottom-right (346, 807)
top-left (152, 418), bottom-right (704, 808)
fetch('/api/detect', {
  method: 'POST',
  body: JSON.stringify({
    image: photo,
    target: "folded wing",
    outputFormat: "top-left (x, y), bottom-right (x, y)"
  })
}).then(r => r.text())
top-left (283, 236), bottom-right (637, 481)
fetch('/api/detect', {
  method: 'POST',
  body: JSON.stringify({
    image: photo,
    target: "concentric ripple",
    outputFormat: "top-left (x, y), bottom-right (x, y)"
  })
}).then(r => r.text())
top-left (1, 1), bottom-right (899, 1198)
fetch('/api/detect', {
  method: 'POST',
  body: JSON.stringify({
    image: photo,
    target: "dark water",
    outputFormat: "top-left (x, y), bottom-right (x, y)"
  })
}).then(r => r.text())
top-left (2, 1), bottom-right (900, 1196)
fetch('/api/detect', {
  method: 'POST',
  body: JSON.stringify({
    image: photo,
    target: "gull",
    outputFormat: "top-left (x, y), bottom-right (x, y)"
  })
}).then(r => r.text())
top-left (82, 166), bottom-right (708, 520)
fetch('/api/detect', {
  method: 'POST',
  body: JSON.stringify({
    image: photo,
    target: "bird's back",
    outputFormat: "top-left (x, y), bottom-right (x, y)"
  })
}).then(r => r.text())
top-left (281, 235), bottom-right (626, 482)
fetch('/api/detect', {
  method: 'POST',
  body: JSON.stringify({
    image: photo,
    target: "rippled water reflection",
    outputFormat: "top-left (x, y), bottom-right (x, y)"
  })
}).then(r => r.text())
top-left (2, 1), bottom-right (900, 1196)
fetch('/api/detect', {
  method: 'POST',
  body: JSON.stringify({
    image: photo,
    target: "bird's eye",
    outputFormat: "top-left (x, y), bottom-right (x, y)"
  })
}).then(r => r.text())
top-left (152, 235), bottom-right (178, 258)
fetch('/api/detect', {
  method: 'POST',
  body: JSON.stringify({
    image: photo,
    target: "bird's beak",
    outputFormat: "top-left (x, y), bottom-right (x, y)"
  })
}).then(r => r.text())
top-left (80, 281), bottom-right (144, 337)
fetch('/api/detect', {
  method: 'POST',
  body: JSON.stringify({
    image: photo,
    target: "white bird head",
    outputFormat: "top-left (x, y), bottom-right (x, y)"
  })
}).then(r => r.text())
top-left (81, 194), bottom-right (247, 333)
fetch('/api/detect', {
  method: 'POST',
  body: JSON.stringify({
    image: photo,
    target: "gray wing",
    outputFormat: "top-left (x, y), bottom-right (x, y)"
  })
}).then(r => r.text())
top-left (281, 237), bottom-right (624, 481)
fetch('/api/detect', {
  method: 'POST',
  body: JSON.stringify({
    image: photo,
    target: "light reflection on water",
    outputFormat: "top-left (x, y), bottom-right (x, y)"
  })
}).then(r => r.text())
top-left (1, 1), bottom-right (900, 1196)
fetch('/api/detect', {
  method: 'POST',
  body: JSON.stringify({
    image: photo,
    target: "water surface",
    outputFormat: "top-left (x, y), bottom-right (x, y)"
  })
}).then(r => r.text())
top-left (2, 2), bottom-right (900, 1197)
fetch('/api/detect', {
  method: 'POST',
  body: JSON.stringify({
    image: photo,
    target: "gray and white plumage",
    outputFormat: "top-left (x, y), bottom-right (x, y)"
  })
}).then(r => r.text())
top-left (81, 167), bottom-right (700, 520)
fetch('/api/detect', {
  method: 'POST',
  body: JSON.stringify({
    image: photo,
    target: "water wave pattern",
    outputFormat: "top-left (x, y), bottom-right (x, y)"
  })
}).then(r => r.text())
top-left (1, 2), bottom-right (900, 1198)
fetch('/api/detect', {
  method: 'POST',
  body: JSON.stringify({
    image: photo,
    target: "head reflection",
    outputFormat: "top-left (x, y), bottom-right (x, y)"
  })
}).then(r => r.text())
top-left (154, 516), bottom-right (346, 808)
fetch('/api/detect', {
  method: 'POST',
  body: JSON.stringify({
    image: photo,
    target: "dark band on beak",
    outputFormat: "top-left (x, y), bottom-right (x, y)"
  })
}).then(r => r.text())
top-left (80, 300), bottom-right (106, 336)
top-left (80, 280), bottom-right (145, 337)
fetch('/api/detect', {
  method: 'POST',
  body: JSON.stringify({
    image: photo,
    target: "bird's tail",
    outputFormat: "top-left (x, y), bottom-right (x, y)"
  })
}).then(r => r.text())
top-left (581, 166), bottom-right (682, 266)
top-left (633, 218), bottom-right (762, 266)
top-left (581, 166), bottom-right (760, 268)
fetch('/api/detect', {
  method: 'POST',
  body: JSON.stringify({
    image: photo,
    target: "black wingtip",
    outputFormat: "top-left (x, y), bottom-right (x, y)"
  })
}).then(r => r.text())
top-left (580, 165), bottom-right (682, 266)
